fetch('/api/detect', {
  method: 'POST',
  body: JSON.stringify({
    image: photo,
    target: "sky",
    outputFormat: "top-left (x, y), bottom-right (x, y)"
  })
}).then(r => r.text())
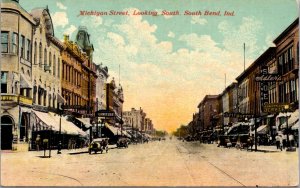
top-left (19, 0), bottom-right (299, 132)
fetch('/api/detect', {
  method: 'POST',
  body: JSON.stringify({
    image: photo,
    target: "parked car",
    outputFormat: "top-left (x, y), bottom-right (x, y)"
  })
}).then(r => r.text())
top-left (117, 137), bottom-right (128, 148)
top-left (88, 138), bottom-right (109, 154)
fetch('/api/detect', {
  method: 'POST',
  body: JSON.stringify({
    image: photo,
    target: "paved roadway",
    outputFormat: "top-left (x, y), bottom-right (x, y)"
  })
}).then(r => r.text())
top-left (1, 139), bottom-right (298, 186)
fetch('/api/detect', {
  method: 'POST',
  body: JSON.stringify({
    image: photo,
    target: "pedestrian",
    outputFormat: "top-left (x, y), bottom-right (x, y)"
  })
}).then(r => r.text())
top-left (283, 134), bottom-right (287, 149)
top-left (275, 134), bottom-right (280, 149)
top-left (269, 135), bottom-right (273, 146)
top-left (289, 134), bottom-right (295, 147)
top-left (279, 135), bottom-right (283, 151)
top-left (35, 134), bottom-right (41, 151)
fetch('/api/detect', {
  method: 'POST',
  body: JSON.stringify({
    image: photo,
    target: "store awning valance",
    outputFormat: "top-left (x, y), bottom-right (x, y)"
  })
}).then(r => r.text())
top-left (76, 118), bottom-right (92, 128)
top-left (20, 74), bottom-right (33, 89)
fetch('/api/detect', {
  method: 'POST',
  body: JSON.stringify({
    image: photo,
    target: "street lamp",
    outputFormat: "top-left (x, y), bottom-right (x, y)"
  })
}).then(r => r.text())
top-left (57, 103), bottom-right (63, 154)
top-left (284, 105), bottom-right (291, 151)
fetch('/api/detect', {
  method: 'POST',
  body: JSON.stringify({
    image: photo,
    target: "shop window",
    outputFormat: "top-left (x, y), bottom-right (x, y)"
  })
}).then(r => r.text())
top-left (1, 31), bottom-right (9, 53)
top-left (1, 72), bottom-right (8, 93)
top-left (11, 32), bottom-right (18, 54)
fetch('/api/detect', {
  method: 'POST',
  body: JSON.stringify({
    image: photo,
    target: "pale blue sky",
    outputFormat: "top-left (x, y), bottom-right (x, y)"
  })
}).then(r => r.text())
top-left (20, 0), bottom-right (299, 131)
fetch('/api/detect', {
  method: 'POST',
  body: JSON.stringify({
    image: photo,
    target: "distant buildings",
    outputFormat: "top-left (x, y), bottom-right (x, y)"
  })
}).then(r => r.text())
top-left (188, 18), bottom-right (299, 139)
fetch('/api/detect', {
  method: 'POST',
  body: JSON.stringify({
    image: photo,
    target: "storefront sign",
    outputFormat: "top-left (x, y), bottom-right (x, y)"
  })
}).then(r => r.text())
top-left (224, 112), bottom-right (254, 118)
top-left (255, 74), bottom-right (281, 82)
top-left (95, 110), bottom-right (115, 117)
top-left (262, 103), bottom-right (290, 113)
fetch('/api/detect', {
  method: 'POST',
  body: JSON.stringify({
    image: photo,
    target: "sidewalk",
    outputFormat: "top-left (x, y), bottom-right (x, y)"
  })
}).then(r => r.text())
top-left (1, 144), bottom-right (118, 156)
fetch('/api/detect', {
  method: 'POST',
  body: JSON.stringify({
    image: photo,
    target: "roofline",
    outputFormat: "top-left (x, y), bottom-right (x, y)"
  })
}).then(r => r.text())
top-left (273, 18), bottom-right (299, 44)
top-left (235, 47), bottom-right (276, 81)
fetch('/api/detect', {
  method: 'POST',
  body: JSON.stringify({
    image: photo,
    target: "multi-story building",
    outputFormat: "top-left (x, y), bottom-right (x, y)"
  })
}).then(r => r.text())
top-left (95, 63), bottom-right (109, 110)
top-left (105, 78), bottom-right (124, 127)
top-left (123, 107), bottom-right (147, 131)
top-left (273, 19), bottom-right (299, 107)
top-left (1, 0), bottom-right (36, 150)
top-left (61, 34), bottom-right (89, 115)
top-left (221, 82), bottom-right (238, 126)
top-left (197, 95), bottom-right (219, 131)
top-left (75, 26), bottom-right (97, 117)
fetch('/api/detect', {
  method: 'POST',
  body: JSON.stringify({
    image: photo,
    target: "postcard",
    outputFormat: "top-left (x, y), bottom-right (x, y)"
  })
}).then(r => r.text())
top-left (0, 0), bottom-right (299, 187)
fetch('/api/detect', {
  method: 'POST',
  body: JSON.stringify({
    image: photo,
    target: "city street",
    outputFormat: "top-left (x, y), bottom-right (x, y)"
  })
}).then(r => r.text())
top-left (1, 139), bottom-right (298, 186)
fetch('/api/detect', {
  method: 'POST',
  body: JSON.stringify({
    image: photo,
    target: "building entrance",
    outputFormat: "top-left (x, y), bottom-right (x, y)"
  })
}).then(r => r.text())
top-left (1, 116), bottom-right (14, 150)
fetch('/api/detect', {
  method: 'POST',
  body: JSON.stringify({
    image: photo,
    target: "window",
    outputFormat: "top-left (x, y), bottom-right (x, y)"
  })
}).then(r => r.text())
top-left (44, 48), bottom-right (47, 71)
top-left (1, 32), bottom-right (9, 53)
top-left (1, 72), bottom-right (8, 93)
top-left (34, 42), bottom-right (37, 65)
top-left (26, 39), bottom-right (31, 61)
top-left (11, 32), bottom-right (18, 54)
top-left (39, 43), bottom-right (42, 68)
top-left (53, 55), bottom-right (56, 76)
top-left (58, 58), bottom-right (60, 78)
top-left (49, 51), bottom-right (52, 72)
top-left (20, 35), bottom-right (25, 58)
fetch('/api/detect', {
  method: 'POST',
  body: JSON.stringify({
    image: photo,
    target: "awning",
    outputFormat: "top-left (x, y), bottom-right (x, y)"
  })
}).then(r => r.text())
top-left (288, 109), bottom-right (299, 126)
top-left (57, 93), bottom-right (66, 103)
top-left (33, 110), bottom-right (87, 136)
top-left (20, 74), bottom-right (33, 88)
top-left (292, 122), bottom-right (299, 130)
top-left (76, 118), bottom-right (92, 128)
top-left (256, 124), bottom-right (268, 134)
top-left (277, 112), bottom-right (292, 118)
top-left (33, 110), bottom-right (60, 131)
top-left (105, 123), bottom-right (120, 135)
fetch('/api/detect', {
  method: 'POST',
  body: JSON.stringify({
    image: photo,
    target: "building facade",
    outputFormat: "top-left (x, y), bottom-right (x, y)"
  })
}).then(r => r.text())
top-left (1, 0), bottom-right (36, 150)
top-left (197, 95), bottom-right (219, 131)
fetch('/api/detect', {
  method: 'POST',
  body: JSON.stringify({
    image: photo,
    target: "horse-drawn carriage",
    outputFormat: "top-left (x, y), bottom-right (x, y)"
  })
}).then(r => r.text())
top-left (88, 138), bottom-right (109, 154)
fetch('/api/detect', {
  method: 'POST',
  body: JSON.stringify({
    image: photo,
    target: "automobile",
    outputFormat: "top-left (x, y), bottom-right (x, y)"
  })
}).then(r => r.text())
top-left (88, 138), bottom-right (109, 154)
top-left (116, 137), bottom-right (129, 148)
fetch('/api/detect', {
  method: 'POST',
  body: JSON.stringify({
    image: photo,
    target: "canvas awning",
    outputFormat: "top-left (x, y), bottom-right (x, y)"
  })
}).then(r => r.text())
top-left (292, 122), bottom-right (299, 130)
top-left (33, 110), bottom-right (87, 136)
top-left (33, 110), bottom-right (60, 131)
top-left (256, 124), bottom-right (268, 134)
top-left (288, 109), bottom-right (299, 126)
top-left (105, 123), bottom-right (120, 135)
top-left (20, 74), bottom-right (33, 88)
top-left (76, 118), bottom-right (92, 128)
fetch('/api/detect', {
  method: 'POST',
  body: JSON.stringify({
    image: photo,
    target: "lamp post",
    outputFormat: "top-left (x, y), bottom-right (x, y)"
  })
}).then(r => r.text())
top-left (284, 105), bottom-right (290, 151)
top-left (57, 103), bottom-right (62, 154)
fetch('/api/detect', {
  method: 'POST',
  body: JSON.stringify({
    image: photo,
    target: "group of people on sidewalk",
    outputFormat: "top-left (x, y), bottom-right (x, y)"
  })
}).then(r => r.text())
top-left (275, 133), bottom-right (295, 151)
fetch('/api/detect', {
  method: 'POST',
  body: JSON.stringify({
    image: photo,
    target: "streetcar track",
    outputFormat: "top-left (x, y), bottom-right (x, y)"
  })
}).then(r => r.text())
top-left (177, 142), bottom-right (246, 187)
top-left (31, 170), bottom-right (83, 186)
